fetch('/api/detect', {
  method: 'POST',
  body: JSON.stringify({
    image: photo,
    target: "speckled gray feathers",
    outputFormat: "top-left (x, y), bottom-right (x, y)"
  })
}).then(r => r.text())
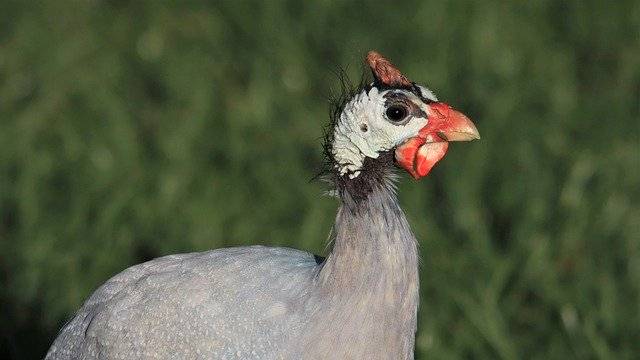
top-left (46, 247), bottom-right (319, 359)
top-left (46, 173), bottom-right (419, 359)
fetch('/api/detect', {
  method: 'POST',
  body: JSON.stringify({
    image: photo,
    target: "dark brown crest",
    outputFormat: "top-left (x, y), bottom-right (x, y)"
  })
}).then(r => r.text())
top-left (366, 51), bottom-right (412, 88)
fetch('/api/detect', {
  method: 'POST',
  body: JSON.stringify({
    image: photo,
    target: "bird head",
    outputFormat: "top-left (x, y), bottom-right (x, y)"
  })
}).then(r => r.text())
top-left (331, 51), bottom-right (479, 179)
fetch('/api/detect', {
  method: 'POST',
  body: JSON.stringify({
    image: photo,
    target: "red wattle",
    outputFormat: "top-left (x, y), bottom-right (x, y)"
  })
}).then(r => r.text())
top-left (415, 142), bottom-right (449, 177)
top-left (394, 137), bottom-right (425, 179)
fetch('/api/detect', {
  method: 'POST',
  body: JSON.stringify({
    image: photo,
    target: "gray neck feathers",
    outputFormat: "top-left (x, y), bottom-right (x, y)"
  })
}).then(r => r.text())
top-left (311, 160), bottom-right (419, 359)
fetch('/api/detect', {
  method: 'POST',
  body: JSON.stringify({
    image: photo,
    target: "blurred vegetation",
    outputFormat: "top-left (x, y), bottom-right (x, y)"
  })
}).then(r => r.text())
top-left (1, 1), bottom-right (639, 359)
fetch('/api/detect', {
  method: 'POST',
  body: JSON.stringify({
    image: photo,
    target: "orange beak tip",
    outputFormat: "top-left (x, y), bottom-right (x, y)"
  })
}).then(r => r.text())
top-left (428, 105), bottom-right (480, 143)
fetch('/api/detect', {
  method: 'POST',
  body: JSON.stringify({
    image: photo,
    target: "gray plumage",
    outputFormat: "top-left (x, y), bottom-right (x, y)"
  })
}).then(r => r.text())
top-left (46, 177), bottom-right (419, 359)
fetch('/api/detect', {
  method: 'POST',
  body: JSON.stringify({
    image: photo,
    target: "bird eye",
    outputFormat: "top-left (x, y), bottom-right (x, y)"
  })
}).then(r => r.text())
top-left (385, 105), bottom-right (408, 122)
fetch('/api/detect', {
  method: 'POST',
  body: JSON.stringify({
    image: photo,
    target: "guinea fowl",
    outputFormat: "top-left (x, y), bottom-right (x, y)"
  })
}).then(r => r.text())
top-left (46, 51), bottom-right (480, 360)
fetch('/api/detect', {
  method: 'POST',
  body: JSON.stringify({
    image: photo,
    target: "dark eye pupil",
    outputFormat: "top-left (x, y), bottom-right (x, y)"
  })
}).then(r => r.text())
top-left (386, 105), bottom-right (407, 121)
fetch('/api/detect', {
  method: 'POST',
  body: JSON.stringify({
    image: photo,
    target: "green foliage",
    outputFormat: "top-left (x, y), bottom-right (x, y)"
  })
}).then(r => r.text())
top-left (1, 1), bottom-right (638, 358)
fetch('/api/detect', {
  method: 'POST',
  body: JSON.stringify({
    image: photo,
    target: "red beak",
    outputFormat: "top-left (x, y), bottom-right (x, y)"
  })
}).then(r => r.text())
top-left (395, 102), bottom-right (480, 179)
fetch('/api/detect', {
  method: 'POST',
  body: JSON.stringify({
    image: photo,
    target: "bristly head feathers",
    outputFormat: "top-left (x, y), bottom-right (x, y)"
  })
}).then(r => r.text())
top-left (321, 67), bottom-right (370, 174)
top-left (319, 66), bottom-right (401, 203)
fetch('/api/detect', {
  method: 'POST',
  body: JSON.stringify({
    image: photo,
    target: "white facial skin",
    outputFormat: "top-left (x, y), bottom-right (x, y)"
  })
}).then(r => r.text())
top-left (332, 85), bottom-right (438, 178)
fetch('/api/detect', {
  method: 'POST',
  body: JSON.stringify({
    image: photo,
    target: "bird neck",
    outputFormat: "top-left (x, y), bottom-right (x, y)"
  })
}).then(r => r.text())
top-left (314, 155), bottom-right (419, 357)
top-left (322, 152), bottom-right (419, 282)
top-left (321, 177), bottom-right (419, 291)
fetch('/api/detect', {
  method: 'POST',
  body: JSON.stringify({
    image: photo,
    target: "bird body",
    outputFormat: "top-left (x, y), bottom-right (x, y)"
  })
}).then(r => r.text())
top-left (47, 246), bottom-right (318, 359)
top-left (47, 178), bottom-right (418, 359)
top-left (46, 51), bottom-right (479, 359)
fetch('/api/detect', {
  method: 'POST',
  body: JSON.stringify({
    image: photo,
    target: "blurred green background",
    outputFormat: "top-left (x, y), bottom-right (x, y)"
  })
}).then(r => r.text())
top-left (1, 1), bottom-right (639, 359)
